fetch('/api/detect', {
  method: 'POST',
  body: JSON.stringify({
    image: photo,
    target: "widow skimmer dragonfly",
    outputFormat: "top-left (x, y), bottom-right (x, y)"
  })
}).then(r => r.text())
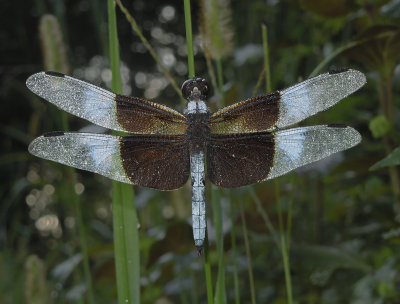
top-left (27, 68), bottom-right (366, 253)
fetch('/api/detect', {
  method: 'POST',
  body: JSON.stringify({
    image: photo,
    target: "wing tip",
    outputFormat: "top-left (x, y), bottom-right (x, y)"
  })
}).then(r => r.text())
top-left (26, 72), bottom-right (44, 90)
top-left (327, 124), bottom-right (362, 147)
top-left (348, 69), bottom-right (367, 88)
top-left (26, 71), bottom-right (67, 91)
top-left (326, 68), bottom-right (366, 90)
top-left (328, 68), bottom-right (367, 97)
top-left (28, 136), bottom-right (45, 157)
top-left (348, 126), bottom-right (362, 146)
top-left (28, 132), bottom-right (68, 157)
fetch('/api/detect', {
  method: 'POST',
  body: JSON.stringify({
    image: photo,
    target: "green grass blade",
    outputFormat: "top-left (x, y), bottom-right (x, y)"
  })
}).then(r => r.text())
top-left (216, 59), bottom-right (225, 106)
top-left (204, 238), bottom-right (214, 304)
top-left (115, 0), bottom-right (183, 101)
top-left (71, 183), bottom-right (94, 304)
top-left (112, 182), bottom-right (140, 304)
top-left (275, 181), bottom-right (293, 304)
top-left (108, 0), bottom-right (140, 303)
top-left (286, 175), bottom-right (295, 251)
top-left (229, 192), bottom-right (240, 304)
top-left (108, 0), bottom-right (122, 93)
top-left (261, 24), bottom-right (271, 93)
top-left (262, 25), bottom-right (293, 304)
top-left (184, 0), bottom-right (195, 78)
top-left (212, 187), bottom-right (226, 304)
top-left (308, 41), bottom-right (358, 77)
top-left (249, 188), bottom-right (280, 249)
top-left (370, 146), bottom-right (400, 171)
top-left (239, 201), bottom-right (256, 304)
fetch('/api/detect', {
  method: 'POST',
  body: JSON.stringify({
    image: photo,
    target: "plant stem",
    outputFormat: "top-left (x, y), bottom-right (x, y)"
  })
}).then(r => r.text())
top-left (204, 238), bottom-right (214, 304)
top-left (212, 187), bottom-right (226, 304)
top-left (275, 181), bottom-right (293, 304)
top-left (239, 201), bottom-right (256, 304)
top-left (115, 0), bottom-right (184, 101)
top-left (249, 188), bottom-right (280, 249)
top-left (262, 24), bottom-right (293, 303)
top-left (261, 24), bottom-right (271, 93)
top-left (216, 59), bottom-right (225, 106)
top-left (183, 0), bottom-right (195, 78)
top-left (229, 192), bottom-right (240, 304)
top-left (108, 1), bottom-right (140, 303)
top-left (69, 171), bottom-right (95, 304)
top-left (286, 175), bottom-right (295, 249)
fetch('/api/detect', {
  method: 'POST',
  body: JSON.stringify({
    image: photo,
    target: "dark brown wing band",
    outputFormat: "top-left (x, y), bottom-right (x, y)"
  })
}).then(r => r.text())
top-left (116, 95), bottom-right (187, 135)
top-left (206, 132), bottom-right (275, 188)
top-left (209, 92), bottom-right (280, 134)
top-left (120, 135), bottom-right (190, 190)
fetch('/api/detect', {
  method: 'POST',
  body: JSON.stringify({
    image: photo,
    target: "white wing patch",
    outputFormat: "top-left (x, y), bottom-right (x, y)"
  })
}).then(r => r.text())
top-left (26, 72), bottom-right (123, 132)
top-left (267, 125), bottom-right (361, 180)
top-left (277, 69), bottom-right (366, 128)
top-left (28, 133), bottom-right (132, 184)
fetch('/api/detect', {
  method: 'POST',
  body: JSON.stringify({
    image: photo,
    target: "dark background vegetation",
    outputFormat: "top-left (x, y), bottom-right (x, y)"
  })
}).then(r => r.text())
top-left (1, 0), bottom-right (400, 303)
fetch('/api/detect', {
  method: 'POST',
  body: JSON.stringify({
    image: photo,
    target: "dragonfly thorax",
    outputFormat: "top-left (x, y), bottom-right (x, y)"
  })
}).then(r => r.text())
top-left (186, 111), bottom-right (210, 152)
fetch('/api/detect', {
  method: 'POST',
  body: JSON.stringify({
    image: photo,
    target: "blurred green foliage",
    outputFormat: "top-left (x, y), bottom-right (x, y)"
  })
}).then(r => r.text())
top-left (1, 0), bottom-right (399, 303)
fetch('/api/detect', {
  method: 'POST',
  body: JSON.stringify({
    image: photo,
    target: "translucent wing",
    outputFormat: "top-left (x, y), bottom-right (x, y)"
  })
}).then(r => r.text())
top-left (209, 69), bottom-right (366, 133)
top-left (275, 69), bottom-right (366, 129)
top-left (29, 132), bottom-right (190, 190)
top-left (207, 124), bottom-right (361, 188)
top-left (26, 72), bottom-right (187, 135)
top-left (266, 124), bottom-right (361, 180)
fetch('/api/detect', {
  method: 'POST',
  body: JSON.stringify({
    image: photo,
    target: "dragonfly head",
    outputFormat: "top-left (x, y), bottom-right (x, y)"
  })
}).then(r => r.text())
top-left (181, 77), bottom-right (209, 101)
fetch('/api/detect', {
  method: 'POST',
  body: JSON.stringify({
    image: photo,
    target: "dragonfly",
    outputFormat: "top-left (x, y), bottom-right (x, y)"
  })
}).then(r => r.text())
top-left (27, 68), bottom-right (366, 253)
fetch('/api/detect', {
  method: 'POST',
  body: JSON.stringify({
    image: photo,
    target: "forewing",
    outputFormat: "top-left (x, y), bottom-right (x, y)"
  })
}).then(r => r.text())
top-left (207, 125), bottom-right (361, 188)
top-left (29, 132), bottom-right (190, 190)
top-left (276, 69), bottom-right (366, 128)
top-left (26, 72), bottom-right (187, 134)
top-left (209, 92), bottom-right (281, 133)
top-left (209, 69), bottom-right (366, 133)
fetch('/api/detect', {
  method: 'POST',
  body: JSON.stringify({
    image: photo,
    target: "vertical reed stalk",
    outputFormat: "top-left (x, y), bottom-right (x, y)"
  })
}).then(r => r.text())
top-left (239, 201), bottom-right (256, 304)
top-left (229, 192), bottom-right (240, 304)
top-left (115, 0), bottom-right (184, 100)
top-left (212, 187), bottom-right (227, 303)
top-left (275, 182), bottom-right (293, 304)
top-left (204, 240), bottom-right (214, 304)
top-left (108, 1), bottom-right (140, 303)
top-left (184, 0), bottom-right (195, 78)
top-left (261, 24), bottom-right (271, 93)
top-left (249, 188), bottom-right (280, 248)
top-left (263, 24), bottom-right (293, 304)
top-left (216, 59), bottom-right (225, 106)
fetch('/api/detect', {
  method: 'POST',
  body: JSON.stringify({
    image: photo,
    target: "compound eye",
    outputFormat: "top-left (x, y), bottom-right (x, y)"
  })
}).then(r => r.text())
top-left (199, 78), bottom-right (209, 99)
top-left (181, 78), bottom-right (210, 100)
top-left (181, 79), bottom-right (193, 100)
